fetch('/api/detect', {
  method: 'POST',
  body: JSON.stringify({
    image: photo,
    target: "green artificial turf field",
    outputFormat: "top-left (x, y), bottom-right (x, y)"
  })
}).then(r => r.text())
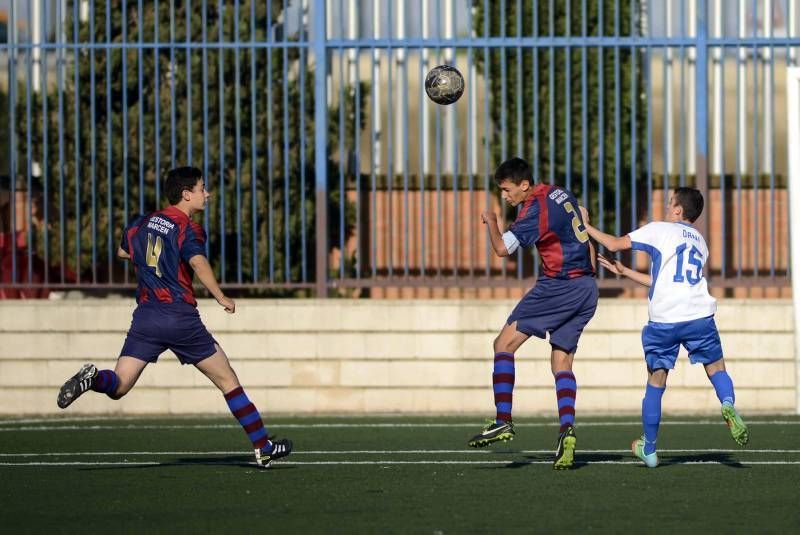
top-left (1, 415), bottom-right (798, 533)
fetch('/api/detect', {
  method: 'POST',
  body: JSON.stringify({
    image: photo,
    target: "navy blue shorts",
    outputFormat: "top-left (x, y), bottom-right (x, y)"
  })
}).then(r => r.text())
top-left (641, 315), bottom-right (723, 371)
top-left (507, 275), bottom-right (598, 354)
top-left (119, 302), bottom-right (218, 365)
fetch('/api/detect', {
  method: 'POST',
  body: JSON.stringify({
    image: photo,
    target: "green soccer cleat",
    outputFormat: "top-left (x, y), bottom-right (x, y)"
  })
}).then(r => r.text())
top-left (722, 402), bottom-right (749, 446)
top-left (467, 419), bottom-right (515, 448)
top-left (631, 436), bottom-right (659, 468)
top-left (553, 426), bottom-right (577, 470)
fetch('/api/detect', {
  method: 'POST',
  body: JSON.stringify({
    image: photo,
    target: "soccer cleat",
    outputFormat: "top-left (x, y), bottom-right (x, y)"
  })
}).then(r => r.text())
top-left (57, 363), bottom-right (98, 409)
top-left (631, 436), bottom-right (659, 468)
top-left (254, 438), bottom-right (293, 468)
top-left (721, 402), bottom-right (749, 446)
top-left (553, 425), bottom-right (577, 470)
top-left (467, 419), bottom-right (515, 448)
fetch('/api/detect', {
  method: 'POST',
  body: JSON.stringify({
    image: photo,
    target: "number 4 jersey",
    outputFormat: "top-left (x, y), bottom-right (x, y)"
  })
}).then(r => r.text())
top-left (502, 184), bottom-right (595, 280)
top-left (120, 206), bottom-right (207, 306)
top-left (628, 221), bottom-right (717, 323)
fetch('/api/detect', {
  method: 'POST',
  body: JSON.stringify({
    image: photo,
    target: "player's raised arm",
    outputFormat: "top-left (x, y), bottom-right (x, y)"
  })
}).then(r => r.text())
top-left (578, 206), bottom-right (631, 252)
top-left (188, 254), bottom-right (235, 313)
top-left (597, 253), bottom-right (652, 287)
top-left (481, 210), bottom-right (510, 257)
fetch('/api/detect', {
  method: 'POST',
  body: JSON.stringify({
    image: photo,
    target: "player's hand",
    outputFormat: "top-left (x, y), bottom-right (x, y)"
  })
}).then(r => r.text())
top-left (597, 254), bottom-right (625, 276)
top-left (480, 211), bottom-right (497, 224)
top-left (217, 295), bottom-right (235, 314)
top-left (578, 205), bottom-right (590, 224)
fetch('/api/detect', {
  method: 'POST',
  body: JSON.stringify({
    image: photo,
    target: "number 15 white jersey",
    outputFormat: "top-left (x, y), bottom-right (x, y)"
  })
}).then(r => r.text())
top-left (627, 221), bottom-right (717, 323)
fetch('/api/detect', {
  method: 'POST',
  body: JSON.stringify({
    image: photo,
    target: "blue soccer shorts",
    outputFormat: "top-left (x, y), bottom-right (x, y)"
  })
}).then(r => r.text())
top-left (507, 275), bottom-right (599, 354)
top-left (641, 315), bottom-right (723, 371)
top-left (119, 302), bottom-right (218, 365)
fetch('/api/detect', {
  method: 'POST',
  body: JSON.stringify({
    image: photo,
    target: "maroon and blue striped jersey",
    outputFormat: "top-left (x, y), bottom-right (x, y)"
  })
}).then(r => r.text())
top-left (120, 206), bottom-right (207, 306)
top-left (508, 183), bottom-right (594, 279)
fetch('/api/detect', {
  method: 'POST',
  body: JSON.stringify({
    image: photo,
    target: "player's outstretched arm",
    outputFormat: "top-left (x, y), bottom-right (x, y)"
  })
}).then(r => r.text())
top-left (188, 254), bottom-right (236, 314)
top-left (597, 254), bottom-right (652, 287)
top-left (480, 211), bottom-right (510, 257)
top-left (116, 247), bottom-right (131, 260)
top-left (578, 206), bottom-right (631, 252)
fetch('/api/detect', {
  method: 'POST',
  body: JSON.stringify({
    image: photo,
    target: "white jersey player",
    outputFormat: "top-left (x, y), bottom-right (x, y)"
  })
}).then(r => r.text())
top-left (580, 187), bottom-right (748, 468)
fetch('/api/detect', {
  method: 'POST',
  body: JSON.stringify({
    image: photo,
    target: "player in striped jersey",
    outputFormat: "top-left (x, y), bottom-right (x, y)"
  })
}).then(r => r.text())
top-left (468, 157), bottom-right (598, 470)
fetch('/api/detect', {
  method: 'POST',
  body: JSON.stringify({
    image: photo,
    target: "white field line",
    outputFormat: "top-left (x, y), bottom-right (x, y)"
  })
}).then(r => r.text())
top-left (0, 420), bottom-right (799, 432)
top-left (1, 460), bottom-right (800, 466)
top-left (0, 448), bottom-right (799, 457)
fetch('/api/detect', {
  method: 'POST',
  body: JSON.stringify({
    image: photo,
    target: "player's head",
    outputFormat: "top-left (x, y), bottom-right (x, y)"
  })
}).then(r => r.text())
top-left (494, 157), bottom-right (534, 207)
top-left (668, 187), bottom-right (704, 223)
top-left (165, 166), bottom-right (208, 211)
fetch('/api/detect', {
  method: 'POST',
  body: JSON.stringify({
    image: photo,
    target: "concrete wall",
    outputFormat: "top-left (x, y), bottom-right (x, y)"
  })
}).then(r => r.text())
top-left (0, 299), bottom-right (795, 415)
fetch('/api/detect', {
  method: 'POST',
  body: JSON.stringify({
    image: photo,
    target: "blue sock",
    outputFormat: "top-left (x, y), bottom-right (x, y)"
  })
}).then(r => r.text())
top-left (91, 369), bottom-right (120, 399)
top-left (642, 383), bottom-right (666, 455)
top-left (493, 352), bottom-right (515, 424)
top-left (709, 370), bottom-right (735, 406)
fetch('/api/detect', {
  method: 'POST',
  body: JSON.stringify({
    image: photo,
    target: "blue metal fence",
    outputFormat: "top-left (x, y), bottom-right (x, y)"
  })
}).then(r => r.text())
top-left (0, 0), bottom-right (798, 297)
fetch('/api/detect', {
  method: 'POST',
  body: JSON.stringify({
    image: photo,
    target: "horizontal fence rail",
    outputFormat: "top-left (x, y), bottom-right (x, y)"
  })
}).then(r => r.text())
top-left (0, 0), bottom-right (799, 298)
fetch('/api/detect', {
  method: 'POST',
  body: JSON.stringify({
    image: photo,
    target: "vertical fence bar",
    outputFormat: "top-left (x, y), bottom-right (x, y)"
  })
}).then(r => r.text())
top-left (752, 0), bottom-right (759, 278)
top-left (234, 0), bottom-right (243, 283)
top-left (484, 0), bottom-right (491, 277)
top-left (598, 0), bottom-right (605, 248)
top-left (137, 0), bottom-right (144, 214)
top-left (547, 0), bottom-right (554, 184)
top-left (186, 0), bottom-right (193, 165)
top-left (351, 2), bottom-right (361, 280)
top-left (646, 0), bottom-right (652, 222)
top-left (155, 0), bottom-right (161, 203)
top-left (283, 0), bottom-right (291, 283)
top-left (73, 0), bottom-right (82, 282)
top-left (630, 0), bottom-right (637, 236)
top-left (89, 0), bottom-right (97, 281)
top-left (695, 0), bottom-right (709, 243)
top-left (250, 0), bottom-right (258, 282)
top-left (266, 1), bottom-right (274, 282)
top-left (581, 0), bottom-right (588, 208)
top-left (170, 0), bottom-right (176, 166)
top-left (56, 0), bottom-right (65, 283)
top-left (41, 0), bottom-right (50, 283)
top-left (25, 1), bottom-right (33, 283)
top-left (8, 0), bottom-right (16, 283)
top-left (202, 0), bottom-right (210, 257)
top-left (614, 0), bottom-right (621, 251)
top-left (106, 0), bottom-right (114, 280)
top-left (566, 0), bottom-right (572, 192)
top-left (338, 0), bottom-right (346, 280)
top-left (314, 0), bottom-right (329, 296)
top-left (300, 0), bottom-right (308, 283)
top-left (218, 0), bottom-right (226, 282)
top-left (516, 0), bottom-right (523, 280)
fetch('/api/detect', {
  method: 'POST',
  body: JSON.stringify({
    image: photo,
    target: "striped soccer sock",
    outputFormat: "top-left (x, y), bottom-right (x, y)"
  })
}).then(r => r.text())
top-left (493, 352), bottom-right (515, 423)
top-left (554, 371), bottom-right (577, 433)
top-left (224, 386), bottom-right (270, 450)
top-left (91, 369), bottom-right (120, 399)
top-left (709, 370), bottom-right (735, 406)
top-left (642, 383), bottom-right (666, 455)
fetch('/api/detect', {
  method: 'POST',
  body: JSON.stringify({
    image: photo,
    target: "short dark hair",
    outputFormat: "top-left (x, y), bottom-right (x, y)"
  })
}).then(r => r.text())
top-left (164, 167), bottom-right (203, 205)
top-left (494, 157), bottom-right (533, 186)
top-left (673, 187), bottom-right (704, 223)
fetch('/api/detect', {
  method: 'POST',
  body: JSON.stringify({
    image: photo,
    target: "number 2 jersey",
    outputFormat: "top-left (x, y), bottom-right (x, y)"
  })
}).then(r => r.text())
top-left (628, 221), bottom-right (717, 323)
top-left (120, 205), bottom-right (207, 306)
top-left (502, 184), bottom-right (595, 280)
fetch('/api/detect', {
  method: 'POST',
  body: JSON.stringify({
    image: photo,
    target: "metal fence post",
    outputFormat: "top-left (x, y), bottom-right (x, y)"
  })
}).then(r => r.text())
top-left (313, 0), bottom-right (328, 297)
top-left (695, 0), bottom-right (710, 247)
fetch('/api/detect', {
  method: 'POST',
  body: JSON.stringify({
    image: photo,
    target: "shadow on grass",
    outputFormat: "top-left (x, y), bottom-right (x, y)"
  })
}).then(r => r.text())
top-left (80, 456), bottom-right (296, 471)
top-left (659, 452), bottom-right (748, 469)
top-left (479, 452), bottom-right (627, 470)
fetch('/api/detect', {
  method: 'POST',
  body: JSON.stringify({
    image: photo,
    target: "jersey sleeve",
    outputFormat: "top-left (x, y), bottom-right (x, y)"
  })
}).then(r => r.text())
top-left (507, 201), bottom-right (541, 249)
top-left (119, 214), bottom-right (146, 254)
top-left (628, 222), bottom-right (661, 252)
top-left (179, 222), bottom-right (207, 263)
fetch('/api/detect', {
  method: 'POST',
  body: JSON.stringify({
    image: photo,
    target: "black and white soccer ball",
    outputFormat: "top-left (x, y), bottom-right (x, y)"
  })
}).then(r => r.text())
top-left (424, 65), bottom-right (465, 105)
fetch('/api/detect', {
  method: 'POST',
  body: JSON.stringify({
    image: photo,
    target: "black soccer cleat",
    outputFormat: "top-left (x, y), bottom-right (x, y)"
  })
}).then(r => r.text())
top-left (467, 419), bottom-right (515, 448)
top-left (255, 438), bottom-right (293, 468)
top-left (553, 425), bottom-right (577, 470)
top-left (57, 363), bottom-right (98, 409)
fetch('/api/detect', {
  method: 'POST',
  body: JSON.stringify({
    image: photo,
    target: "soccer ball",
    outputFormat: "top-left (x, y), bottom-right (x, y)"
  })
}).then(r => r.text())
top-left (424, 65), bottom-right (465, 105)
